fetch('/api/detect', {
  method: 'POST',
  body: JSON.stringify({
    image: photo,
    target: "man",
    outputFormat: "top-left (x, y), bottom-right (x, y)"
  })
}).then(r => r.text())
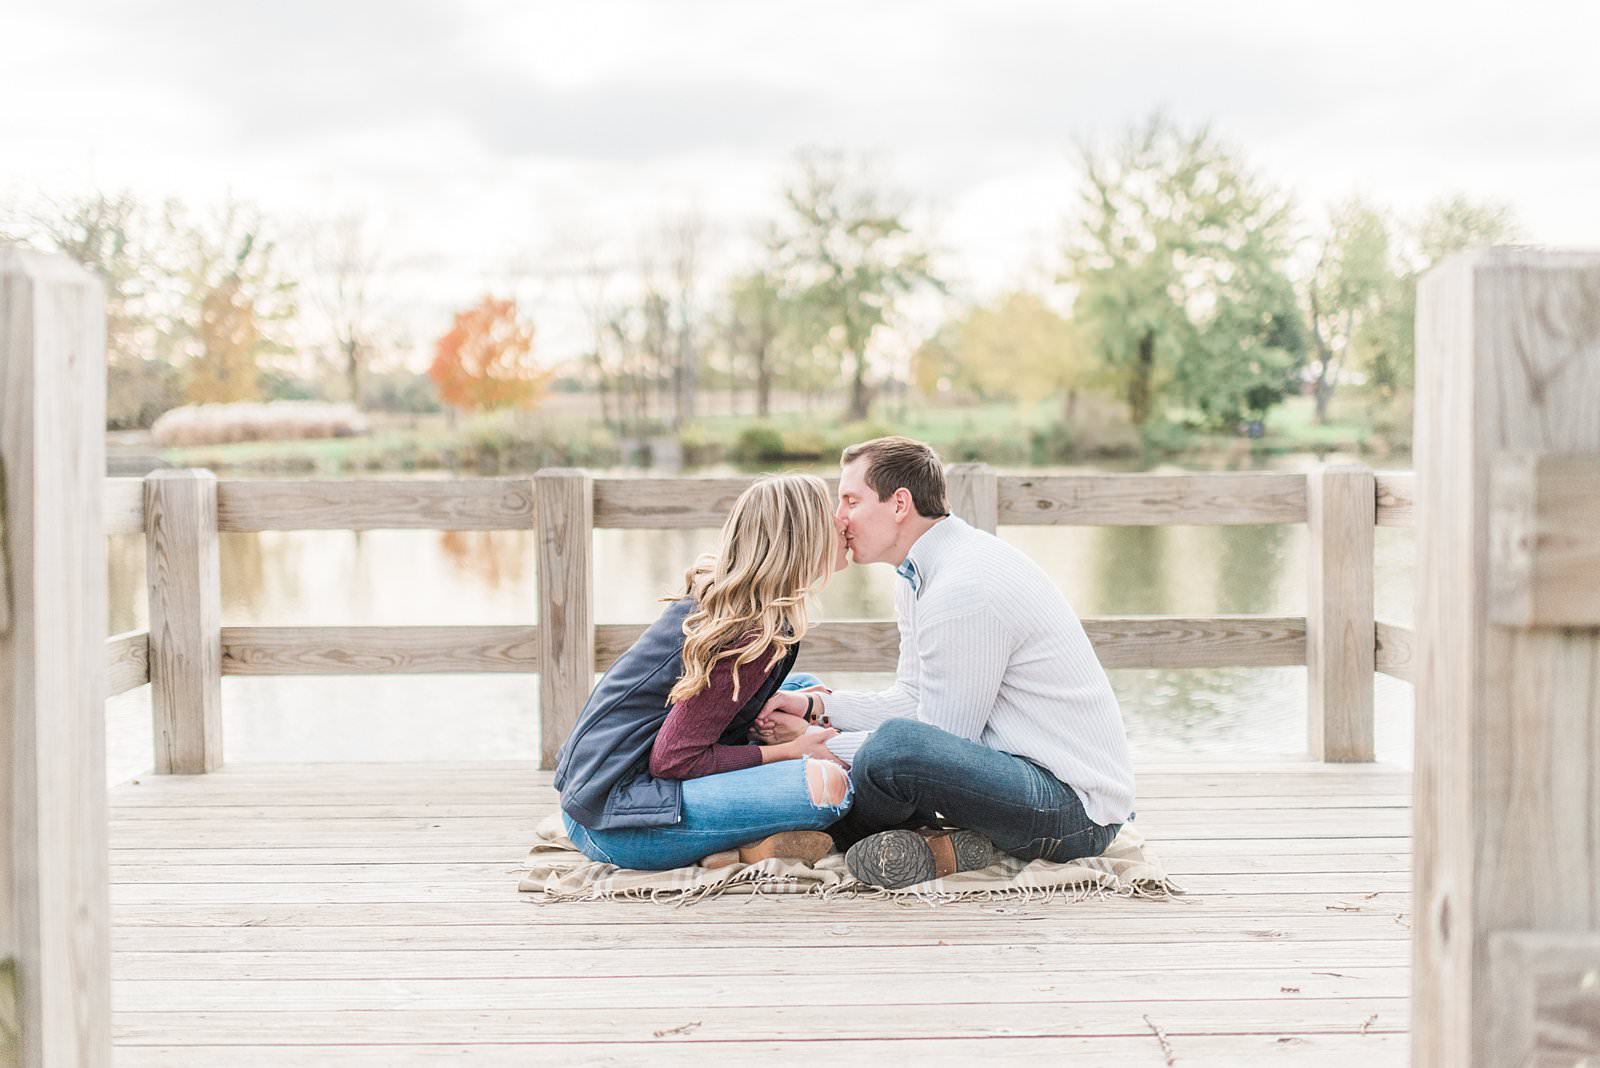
top-left (758, 436), bottom-right (1136, 889)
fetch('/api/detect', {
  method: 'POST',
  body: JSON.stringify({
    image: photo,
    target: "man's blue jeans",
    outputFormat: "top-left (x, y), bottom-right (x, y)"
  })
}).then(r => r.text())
top-left (561, 673), bottom-right (849, 870)
top-left (831, 718), bottom-right (1122, 863)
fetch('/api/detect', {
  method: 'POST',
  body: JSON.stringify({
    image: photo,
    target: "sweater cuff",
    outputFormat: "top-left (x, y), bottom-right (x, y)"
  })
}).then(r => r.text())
top-left (823, 729), bottom-right (871, 765)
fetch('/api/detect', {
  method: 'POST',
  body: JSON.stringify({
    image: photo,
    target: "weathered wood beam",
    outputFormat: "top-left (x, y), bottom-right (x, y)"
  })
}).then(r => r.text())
top-left (1412, 248), bottom-right (1600, 1067)
top-left (1489, 453), bottom-right (1600, 627)
top-left (217, 478), bottom-right (535, 532)
top-left (997, 473), bottom-right (1307, 526)
top-left (145, 470), bottom-right (223, 773)
top-left (1375, 473), bottom-right (1414, 528)
top-left (535, 470), bottom-right (593, 769)
top-left (1308, 465), bottom-right (1376, 761)
top-left (221, 627), bottom-right (539, 675)
top-left (1374, 621), bottom-right (1414, 684)
top-left (0, 247), bottom-right (112, 1064)
top-left (106, 630), bottom-right (151, 696)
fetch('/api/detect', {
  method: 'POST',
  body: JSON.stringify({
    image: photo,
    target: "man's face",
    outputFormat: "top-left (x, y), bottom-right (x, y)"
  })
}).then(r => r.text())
top-left (835, 459), bottom-right (904, 565)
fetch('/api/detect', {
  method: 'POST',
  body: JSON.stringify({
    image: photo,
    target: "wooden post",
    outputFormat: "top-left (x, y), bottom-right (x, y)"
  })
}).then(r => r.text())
top-left (1487, 930), bottom-right (1600, 1063)
top-left (145, 470), bottom-right (223, 773)
top-left (0, 249), bottom-right (112, 1065)
top-left (1412, 248), bottom-right (1600, 1067)
top-left (535, 469), bottom-right (593, 769)
top-left (1306, 463), bottom-right (1375, 761)
top-left (945, 462), bottom-right (998, 533)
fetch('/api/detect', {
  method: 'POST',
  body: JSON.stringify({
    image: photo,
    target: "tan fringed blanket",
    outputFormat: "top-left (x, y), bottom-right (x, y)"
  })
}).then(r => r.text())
top-left (518, 814), bottom-right (1181, 905)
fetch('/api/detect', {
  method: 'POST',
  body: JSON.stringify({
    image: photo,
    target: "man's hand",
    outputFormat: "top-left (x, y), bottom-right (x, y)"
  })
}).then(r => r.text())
top-left (758, 690), bottom-right (810, 724)
top-left (788, 727), bottom-right (848, 769)
top-left (749, 710), bottom-right (807, 745)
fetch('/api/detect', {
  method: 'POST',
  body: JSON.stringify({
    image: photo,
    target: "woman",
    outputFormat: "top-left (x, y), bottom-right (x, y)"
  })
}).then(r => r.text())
top-left (552, 473), bottom-right (851, 871)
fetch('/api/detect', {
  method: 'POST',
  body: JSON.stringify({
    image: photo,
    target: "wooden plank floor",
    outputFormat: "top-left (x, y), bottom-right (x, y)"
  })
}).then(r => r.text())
top-left (109, 759), bottom-right (1414, 1066)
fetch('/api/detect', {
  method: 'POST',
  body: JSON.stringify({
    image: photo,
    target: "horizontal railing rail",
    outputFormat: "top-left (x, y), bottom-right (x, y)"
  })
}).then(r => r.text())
top-left (106, 629), bottom-right (150, 696)
top-left (108, 470), bottom-right (1417, 534)
top-left (176, 614), bottom-right (1309, 679)
top-left (1375, 473), bottom-right (1414, 528)
top-left (1374, 621), bottom-right (1415, 683)
top-left (103, 465), bottom-right (1415, 771)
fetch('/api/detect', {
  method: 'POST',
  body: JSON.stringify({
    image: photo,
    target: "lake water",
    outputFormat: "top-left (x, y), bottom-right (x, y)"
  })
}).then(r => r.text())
top-left (103, 457), bottom-right (1417, 784)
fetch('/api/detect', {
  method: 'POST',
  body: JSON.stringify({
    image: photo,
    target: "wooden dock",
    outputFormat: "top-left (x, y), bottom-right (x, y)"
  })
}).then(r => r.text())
top-left (7, 247), bottom-right (1598, 1065)
top-left (108, 758), bottom-right (1413, 1066)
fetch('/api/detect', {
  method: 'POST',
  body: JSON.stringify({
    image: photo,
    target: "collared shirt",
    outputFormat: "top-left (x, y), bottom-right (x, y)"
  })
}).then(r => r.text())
top-left (823, 516), bottom-right (1136, 827)
top-left (894, 556), bottom-right (921, 594)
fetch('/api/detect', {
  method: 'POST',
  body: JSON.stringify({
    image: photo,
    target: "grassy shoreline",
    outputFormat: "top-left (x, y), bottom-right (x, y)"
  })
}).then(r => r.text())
top-left (114, 395), bottom-right (1406, 476)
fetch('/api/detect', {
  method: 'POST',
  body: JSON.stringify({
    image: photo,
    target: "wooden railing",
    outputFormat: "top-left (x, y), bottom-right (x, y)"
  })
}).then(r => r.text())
top-left (103, 464), bottom-right (1419, 772)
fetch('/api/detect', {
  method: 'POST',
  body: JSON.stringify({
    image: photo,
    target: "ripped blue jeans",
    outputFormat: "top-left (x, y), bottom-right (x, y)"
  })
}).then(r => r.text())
top-left (561, 673), bottom-right (852, 870)
top-left (562, 756), bottom-right (853, 870)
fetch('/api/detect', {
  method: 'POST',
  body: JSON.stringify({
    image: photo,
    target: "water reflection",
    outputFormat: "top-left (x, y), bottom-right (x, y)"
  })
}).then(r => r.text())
top-left (439, 531), bottom-right (531, 591)
top-left (1096, 526), bottom-right (1170, 614)
top-left (1212, 523), bottom-right (1292, 614)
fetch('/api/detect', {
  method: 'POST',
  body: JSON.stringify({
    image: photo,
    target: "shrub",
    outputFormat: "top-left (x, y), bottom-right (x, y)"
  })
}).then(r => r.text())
top-left (675, 423), bottom-right (723, 467)
top-left (462, 416), bottom-right (620, 472)
top-left (151, 402), bottom-right (368, 446)
top-left (1029, 422), bottom-right (1077, 464)
top-left (729, 424), bottom-right (787, 465)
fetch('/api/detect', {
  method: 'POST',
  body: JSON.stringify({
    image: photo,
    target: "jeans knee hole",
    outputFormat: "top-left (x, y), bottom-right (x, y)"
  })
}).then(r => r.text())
top-left (806, 759), bottom-right (850, 807)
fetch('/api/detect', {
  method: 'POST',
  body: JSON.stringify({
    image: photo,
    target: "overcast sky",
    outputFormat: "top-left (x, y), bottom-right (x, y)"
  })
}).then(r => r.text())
top-left (5, 0), bottom-right (1598, 366)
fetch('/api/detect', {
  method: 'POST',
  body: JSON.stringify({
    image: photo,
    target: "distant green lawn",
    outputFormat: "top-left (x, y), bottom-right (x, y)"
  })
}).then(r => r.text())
top-left (139, 392), bottom-right (1388, 473)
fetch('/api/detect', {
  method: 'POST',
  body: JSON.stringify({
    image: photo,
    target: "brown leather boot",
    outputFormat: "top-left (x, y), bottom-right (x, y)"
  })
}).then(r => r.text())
top-left (699, 830), bottom-right (834, 869)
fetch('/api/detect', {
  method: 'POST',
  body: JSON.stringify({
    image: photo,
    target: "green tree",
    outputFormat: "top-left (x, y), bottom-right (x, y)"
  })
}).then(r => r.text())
top-left (1065, 114), bottom-right (1304, 430)
top-left (1307, 199), bottom-right (1394, 423)
top-left (920, 291), bottom-right (1091, 421)
top-left (775, 150), bottom-right (941, 421)
top-left (25, 191), bottom-right (184, 427)
top-left (726, 259), bottom-right (785, 418)
top-left (169, 202), bottom-right (298, 404)
top-left (1359, 195), bottom-right (1522, 399)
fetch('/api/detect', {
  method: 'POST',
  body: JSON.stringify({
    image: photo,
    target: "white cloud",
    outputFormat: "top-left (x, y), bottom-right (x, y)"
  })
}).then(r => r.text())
top-left (5, 0), bottom-right (1597, 363)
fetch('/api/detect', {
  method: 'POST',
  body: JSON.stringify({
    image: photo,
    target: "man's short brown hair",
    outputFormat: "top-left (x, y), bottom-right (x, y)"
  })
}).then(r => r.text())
top-left (840, 436), bottom-right (949, 518)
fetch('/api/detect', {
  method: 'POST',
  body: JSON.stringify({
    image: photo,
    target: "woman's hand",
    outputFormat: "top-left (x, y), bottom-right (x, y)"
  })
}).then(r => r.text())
top-left (759, 727), bottom-right (847, 769)
top-left (749, 710), bottom-right (807, 745)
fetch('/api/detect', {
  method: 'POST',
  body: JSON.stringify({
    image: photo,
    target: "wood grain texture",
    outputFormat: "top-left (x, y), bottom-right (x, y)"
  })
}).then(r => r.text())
top-left (1374, 621), bottom-right (1414, 684)
top-left (220, 626), bottom-right (539, 675)
top-left (0, 248), bottom-right (113, 1065)
top-left (594, 472), bottom-right (1312, 529)
top-left (214, 478), bottom-right (535, 531)
top-left (144, 470), bottom-right (223, 774)
top-left (1488, 930), bottom-right (1600, 1064)
top-left (111, 1036), bottom-right (1407, 1068)
top-left (1307, 465), bottom-right (1376, 761)
top-left (101, 759), bottom-right (1414, 1063)
top-left (1375, 473), bottom-right (1415, 528)
top-left (592, 476), bottom-right (768, 529)
top-left (945, 462), bottom-right (998, 533)
top-left (103, 477), bottom-right (144, 535)
top-left (106, 630), bottom-right (150, 695)
top-left (1412, 248), bottom-right (1600, 1068)
top-left (997, 472), bottom-right (1307, 526)
top-left (535, 470), bottom-right (593, 768)
top-left (597, 616), bottom-right (1306, 674)
top-left (1488, 453), bottom-right (1600, 627)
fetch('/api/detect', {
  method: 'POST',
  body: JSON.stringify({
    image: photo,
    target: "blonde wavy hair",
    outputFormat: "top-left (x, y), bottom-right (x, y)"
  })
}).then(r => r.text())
top-left (666, 474), bottom-right (838, 707)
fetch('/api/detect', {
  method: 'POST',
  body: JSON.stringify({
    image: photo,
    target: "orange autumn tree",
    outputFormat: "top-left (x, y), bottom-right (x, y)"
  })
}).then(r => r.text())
top-left (429, 296), bottom-right (549, 412)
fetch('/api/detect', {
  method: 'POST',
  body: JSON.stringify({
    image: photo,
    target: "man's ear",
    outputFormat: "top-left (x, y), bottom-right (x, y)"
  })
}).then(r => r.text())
top-left (893, 487), bottom-right (914, 522)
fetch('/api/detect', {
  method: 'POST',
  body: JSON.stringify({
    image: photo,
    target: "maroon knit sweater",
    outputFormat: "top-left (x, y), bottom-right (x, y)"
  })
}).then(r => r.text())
top-left (647, 647), bottom-right (780, 780)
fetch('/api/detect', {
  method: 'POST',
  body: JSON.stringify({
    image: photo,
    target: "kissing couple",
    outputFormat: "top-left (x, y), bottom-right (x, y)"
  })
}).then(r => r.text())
top-left (554, 436), bottom-right (1135, 890)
